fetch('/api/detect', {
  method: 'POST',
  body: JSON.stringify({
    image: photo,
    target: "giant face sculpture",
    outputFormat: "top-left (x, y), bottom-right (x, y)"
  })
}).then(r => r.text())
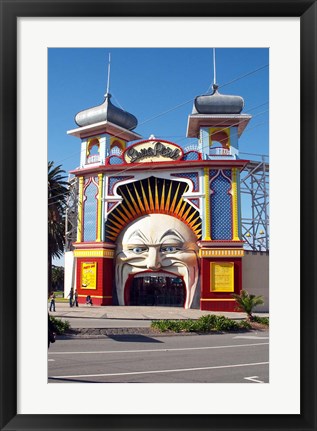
top-left (115, 214), bottom-right (200, 308)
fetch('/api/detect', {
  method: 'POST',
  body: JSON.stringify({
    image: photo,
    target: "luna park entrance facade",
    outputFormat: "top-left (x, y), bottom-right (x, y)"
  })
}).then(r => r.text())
top-left (129, 275), bottom-right (185, 307)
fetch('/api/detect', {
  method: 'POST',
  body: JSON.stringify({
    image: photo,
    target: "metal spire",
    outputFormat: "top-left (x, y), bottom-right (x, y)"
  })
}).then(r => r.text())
top-left (213, 48), bottom-right (217, 86)
top-left (106, 53), bottom-right (111, 95)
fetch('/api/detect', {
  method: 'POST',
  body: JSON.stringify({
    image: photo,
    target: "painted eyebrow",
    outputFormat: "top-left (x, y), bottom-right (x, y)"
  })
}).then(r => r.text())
top-left (159, 229), bottom-right (185, 243)
top-left (127, 229), bottom-right (149, 243)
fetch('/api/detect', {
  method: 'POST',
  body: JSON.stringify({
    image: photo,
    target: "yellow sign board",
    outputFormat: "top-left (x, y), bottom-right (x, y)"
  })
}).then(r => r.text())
top-left (211, 262), bottom-right (234, 292)
top-left (81, 262), bottom-right (97, 290)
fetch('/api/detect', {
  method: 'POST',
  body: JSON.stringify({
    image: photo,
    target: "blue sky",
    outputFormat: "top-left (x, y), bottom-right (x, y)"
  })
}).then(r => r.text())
top-left (48, 48), bottom-right (269, 174)
top-left (48, 48), bottom-right (269, 264)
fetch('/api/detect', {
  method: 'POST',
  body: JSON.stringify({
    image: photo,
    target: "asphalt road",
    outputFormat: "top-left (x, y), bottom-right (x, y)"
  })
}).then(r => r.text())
top-left (48, 331), bottom-right (269, 383)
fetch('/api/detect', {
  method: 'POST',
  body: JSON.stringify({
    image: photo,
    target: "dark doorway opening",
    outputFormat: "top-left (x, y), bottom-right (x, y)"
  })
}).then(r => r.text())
top-left (130, 276), bottom-right (185, 307)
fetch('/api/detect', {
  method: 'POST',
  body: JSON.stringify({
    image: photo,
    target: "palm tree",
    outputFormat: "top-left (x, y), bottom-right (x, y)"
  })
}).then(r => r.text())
top-left (231, 290), bottom-right (264, 321)
top-left (52, 265), bottom-right (65, 291)
top-left (48, 162), bottom-right (68, 294)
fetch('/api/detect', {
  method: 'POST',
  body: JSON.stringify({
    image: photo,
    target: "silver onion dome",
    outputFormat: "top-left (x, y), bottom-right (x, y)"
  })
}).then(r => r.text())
top-left (193, 84), bottom-right (244, 115)
top-left (75, 93), bottom-right (138, 130)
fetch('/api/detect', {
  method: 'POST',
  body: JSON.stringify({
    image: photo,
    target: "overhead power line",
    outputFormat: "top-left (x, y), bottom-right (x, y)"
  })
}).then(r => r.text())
top-left (48, 115), bottom-right (269, 205)
top-left (52, 63), bottom-right (269, 167)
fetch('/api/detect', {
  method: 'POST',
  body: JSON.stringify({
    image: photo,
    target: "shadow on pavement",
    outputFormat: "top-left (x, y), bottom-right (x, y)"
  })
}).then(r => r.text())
top-left (48, 377), bottom-right (107, 383)
top-left (106, 334), bottom-right (164, 343)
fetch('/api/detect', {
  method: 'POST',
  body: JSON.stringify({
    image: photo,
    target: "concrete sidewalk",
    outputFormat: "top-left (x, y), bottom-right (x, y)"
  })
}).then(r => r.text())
top-left (49, 301), bottom-right (268, 323)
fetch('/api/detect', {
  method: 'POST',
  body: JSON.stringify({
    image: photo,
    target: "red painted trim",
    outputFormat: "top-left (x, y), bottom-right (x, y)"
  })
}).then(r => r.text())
top-left (200, 240), bottom-right (244, 243)
top-left (70, 159), bottom-right (249, 176)
top-left (200, 300), bottom-right (237, 312)
top-left (75, 256), bottom-right (114, 306)
top-left (200, 257), bottom-right (242, 303)
top-left (73, 241), bottom-right (116, 248)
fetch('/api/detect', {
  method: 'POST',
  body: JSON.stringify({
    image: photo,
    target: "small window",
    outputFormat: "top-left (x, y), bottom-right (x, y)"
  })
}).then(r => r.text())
top-left (209, 129), bottom-right (231, 156)
top-left (87, 139), bottom-right (100, 163)
top-left (110, 139), bottom-right (125, 155)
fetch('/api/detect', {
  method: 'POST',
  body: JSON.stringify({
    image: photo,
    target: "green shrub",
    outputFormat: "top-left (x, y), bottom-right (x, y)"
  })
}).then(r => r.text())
top-left (49, 316), bottom-right (70, 334)
top-left (196, 314), bottom-right (218, 331)
top-left (197, 315), bottom-right (244, 332)
top-left (238, 320), bottom-right (252, 329)
top-left (251, 315), bottom-right (269, 326)
top-left (178, 319), bottom-right (199, 332)
top-left (168, 320), bottom-right (183, 332)
top-left (211, 315), bottom-right (240, 331)
top-left (151, 315), bottom-right (251, 333)
top-left (151, 320), bottom-right (179, 332)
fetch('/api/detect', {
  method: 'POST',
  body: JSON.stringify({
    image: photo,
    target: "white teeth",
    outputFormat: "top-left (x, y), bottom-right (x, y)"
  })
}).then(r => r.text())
top-left (133, 272), bottom-right (179, 279)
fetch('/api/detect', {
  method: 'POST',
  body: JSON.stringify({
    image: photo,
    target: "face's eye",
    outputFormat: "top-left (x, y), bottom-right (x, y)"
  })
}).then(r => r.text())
top-left (160, 245), bottom-right (182, 253)
top-left (130, 246), bottom-right (148, 254)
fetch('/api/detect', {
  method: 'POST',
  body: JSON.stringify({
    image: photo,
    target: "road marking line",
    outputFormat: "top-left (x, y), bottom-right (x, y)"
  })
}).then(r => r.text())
top-left (244, 376), bottom-right (265, 383)
top-left (234, 336), bottom-right (269, 340)
top-left (48, 359), bottom-right (55, 362)
top-left (49, 361), bottom-right (269, 379)
top-left (48, 342), bottom-right (268, 356)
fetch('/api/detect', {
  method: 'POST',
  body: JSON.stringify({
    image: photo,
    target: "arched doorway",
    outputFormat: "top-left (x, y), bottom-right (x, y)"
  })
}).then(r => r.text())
top-left (130, 275), bottom-right (185, 307)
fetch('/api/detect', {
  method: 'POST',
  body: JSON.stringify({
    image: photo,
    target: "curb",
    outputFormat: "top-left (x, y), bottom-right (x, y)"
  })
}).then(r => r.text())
top-left (57, 326), bottom-right (268, 339)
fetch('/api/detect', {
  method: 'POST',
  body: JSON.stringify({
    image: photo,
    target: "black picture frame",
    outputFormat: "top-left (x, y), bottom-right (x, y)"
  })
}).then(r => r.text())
top-left (0, 1), bottom-right (316, 430)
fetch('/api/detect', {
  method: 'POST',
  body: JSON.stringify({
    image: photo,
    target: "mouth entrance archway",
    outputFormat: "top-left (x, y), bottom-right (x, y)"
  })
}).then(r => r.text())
top-left (130, 275), bottom-right (185, 307)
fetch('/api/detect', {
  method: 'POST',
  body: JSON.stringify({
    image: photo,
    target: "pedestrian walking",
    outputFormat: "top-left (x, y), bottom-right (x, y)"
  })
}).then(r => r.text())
top-left (74, 289), bottom-right (79, 307)
top-left (67, 288), bottom-right (74, 307)
top-left (49, 292), bottom-right (56, 312)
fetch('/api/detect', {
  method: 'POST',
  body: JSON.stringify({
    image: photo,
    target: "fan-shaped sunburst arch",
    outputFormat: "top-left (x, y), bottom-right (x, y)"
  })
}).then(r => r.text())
top-left (105, 176), bottom-right (202, 242)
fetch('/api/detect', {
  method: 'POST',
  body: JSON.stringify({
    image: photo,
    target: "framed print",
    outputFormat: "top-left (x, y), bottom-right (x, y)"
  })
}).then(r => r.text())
top-left (0, 1), bottom-right (316, 430)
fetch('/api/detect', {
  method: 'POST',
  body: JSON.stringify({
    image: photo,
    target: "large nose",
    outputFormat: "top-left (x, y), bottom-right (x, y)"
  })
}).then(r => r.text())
top-left (147, 247), bottom-right (161, 270)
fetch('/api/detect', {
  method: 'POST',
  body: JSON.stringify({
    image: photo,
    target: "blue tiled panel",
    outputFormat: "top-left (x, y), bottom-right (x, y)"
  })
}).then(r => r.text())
top-left (210, 169), bottom-right (231, 180)
top-left (108, 176), bottom-right (134, 195)
top-left (109, 156), bottom-right (124, 165)
top-left (223, 169), bottom-right (232, 179)
top-left (182, 151), bottom-right (200, 161)
top-left (84, 181), bottom-right (97, 242)
top-left (171, 172), bottom-right (199, 192)
top-left (210, 172), bottom-right (232, 240)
